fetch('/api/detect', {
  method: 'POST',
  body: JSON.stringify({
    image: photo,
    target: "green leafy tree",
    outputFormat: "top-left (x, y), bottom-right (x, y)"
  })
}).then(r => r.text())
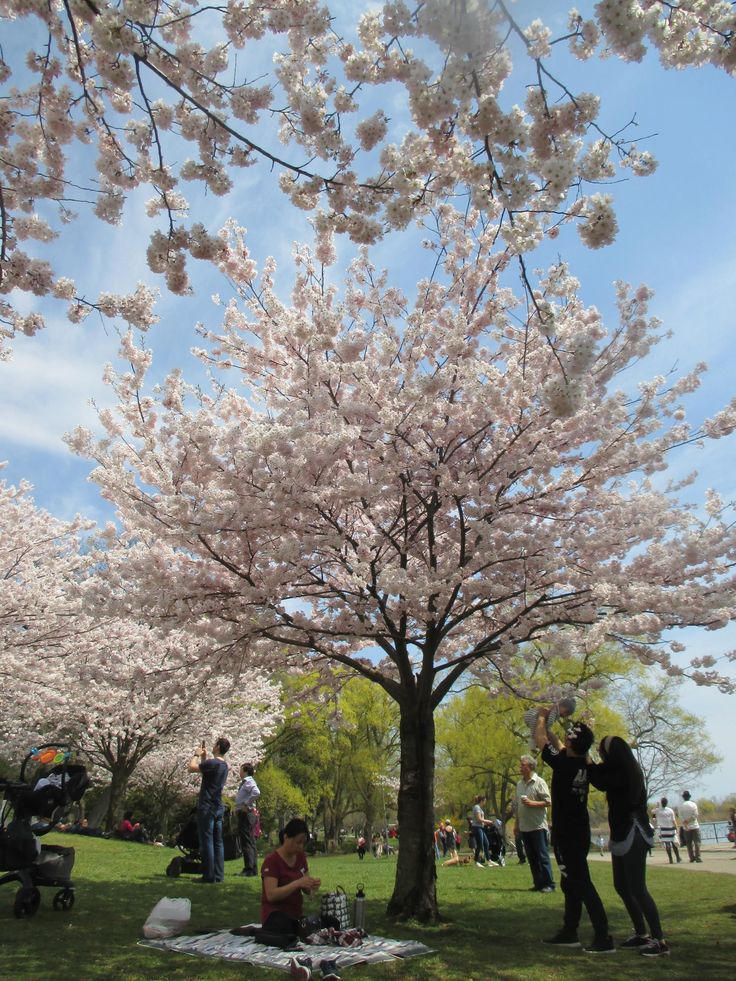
top-left (263, 673), bottom-right (399, 847)
top-left (612, 674), bottom-right (722, 800)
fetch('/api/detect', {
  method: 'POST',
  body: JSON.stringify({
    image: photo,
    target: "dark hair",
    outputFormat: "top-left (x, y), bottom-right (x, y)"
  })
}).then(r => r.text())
top-left (123, 810), bottom-right (133, 821)
top-left (279, 818), bottom-right (309, 844)
top-left (241, 762), bottom-right (255, 775)
top-left (474, 794), bottom-right (485, 804)
top-left (214, 737), bottom-right (230, 755)
top-left (661, 797), bottom-right (668, 808)
top-left (682, 790), bottom-right (691, 801)
top-left (566, 721), bottom-right (594, 755)
top-left (599, 736), bottom-right (647, 810)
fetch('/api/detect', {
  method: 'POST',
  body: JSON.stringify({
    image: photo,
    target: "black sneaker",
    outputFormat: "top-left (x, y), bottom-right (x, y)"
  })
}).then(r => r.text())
top-left (319, 959), bottom-right (341, 981)
top-left (583, 935), bottom-right (616, 954)
top-left (543, 931), bottom-right (581, 948)
top-left (619, 934), bottom-right (650, 949)
top-left (641, 939), bottom-right (671, 958)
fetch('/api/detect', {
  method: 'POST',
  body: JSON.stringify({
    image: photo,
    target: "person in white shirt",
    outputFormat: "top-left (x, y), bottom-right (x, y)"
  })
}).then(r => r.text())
top-left (235, 762), bottom-right (261, 876)
top-left (653, 797), bottom-right (681, 864)
top-left (679, 791), bottom-right (701, 863)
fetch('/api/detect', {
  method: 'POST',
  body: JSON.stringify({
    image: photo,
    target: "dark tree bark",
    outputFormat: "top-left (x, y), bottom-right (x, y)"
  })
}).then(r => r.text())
top-left (386, 690), bottom-right (439, 922)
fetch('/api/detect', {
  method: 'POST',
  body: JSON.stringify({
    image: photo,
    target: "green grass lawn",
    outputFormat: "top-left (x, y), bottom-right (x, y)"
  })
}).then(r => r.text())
top-left (0, 836), bottom-right (734, 980)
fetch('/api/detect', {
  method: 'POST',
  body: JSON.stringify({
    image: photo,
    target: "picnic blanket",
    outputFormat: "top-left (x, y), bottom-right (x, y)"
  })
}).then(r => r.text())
top-left (139, 929), bottom-right (433, 970)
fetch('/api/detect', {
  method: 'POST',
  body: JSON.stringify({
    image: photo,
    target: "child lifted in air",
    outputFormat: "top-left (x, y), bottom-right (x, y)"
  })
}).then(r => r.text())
top-left (523, 696), bottom-right (576, 752)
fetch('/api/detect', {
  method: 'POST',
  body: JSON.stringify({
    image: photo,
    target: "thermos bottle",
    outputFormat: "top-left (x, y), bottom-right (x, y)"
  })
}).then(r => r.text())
top-left (354, 883), bottom-right (366, 930)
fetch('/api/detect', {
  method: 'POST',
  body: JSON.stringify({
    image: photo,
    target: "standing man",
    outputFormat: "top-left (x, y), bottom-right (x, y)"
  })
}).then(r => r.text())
top-left (188, 736), bottom-right (231, 883)
top-left (235, 762), bottom-right (261, 877)
top-left (653, 797), bottom-right (681, 864)
top-left (514, 754), bottom-right (555, 893)
top-left (679, 791), bottom-right (702, 863)
top-left (534, 710), bottom-right (613, 953)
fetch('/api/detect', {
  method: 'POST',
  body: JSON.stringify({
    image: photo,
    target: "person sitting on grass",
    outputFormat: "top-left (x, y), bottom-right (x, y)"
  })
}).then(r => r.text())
top-left (118, 811), bottom-right (149, 843)
top-left (261, 818), bottom-right (321, 935)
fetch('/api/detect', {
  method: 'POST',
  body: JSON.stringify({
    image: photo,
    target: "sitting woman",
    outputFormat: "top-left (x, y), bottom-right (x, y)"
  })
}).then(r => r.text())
top-left (261, 818), bottom-right (321, 935)
top-left (118, 811), bottom-right (149, 843)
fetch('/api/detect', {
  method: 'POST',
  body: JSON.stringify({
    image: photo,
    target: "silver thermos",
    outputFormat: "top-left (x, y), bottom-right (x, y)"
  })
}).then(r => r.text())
top-left (354, 882), bottom-right (366, 931)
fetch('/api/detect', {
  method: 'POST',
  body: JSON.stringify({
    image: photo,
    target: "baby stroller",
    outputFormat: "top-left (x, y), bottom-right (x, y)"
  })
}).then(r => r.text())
top-left (485, 820), bottom-right (506, 866)
top-left (165, 805), bottom-right (241, 877)
top-left (0, 743), bottom-right (89, 917)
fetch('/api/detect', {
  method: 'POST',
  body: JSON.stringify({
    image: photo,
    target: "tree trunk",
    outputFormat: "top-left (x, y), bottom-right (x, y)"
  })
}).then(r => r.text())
top-left (386, 694), bottom-right (439, 922)
top-left (105, 766), bottom-right (131, 831)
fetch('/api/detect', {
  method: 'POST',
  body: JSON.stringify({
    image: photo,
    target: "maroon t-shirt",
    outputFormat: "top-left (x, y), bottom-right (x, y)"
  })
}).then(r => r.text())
top-left (260, 849), bottom-right (309, 922)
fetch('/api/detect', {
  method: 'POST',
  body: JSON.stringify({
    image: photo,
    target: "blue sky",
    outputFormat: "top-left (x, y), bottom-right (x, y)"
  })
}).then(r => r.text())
top-left (1, 1), bottom-right (734, 802)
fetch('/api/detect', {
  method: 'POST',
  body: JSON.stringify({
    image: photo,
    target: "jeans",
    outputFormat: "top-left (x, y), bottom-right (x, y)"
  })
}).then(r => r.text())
top-left (683, 827), bottom-right (701, 861)
top-left (554, 836), bottom-right (608, 938)
top-left (238, 809), bottom-right (258, 874)
top-left (472, 826), bottom-right (490, 863)
top-left (521, 828), bottom-right (555, 889)
top-left (197, 804), bottom-right (225, 882)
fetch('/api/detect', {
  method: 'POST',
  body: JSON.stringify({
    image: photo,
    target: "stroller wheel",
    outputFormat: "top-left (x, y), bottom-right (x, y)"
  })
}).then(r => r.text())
top-left (166, 857), bottom-right (183, 878)
top-left (53, 889), bottom-right (75, 911)
top-left (14, 886), bottom-right (41, 918)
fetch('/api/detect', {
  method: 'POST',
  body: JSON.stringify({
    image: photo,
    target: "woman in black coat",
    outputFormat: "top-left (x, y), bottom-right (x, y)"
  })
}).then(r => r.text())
top-left (588, 736), bottom-right (669, 958)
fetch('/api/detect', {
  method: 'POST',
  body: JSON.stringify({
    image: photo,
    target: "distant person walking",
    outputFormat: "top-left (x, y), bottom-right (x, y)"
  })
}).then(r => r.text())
top-left (514, 755), bottom-right (555, 892)
top-left (235, 762), bottom-right (261, 877)
top-left (588, 736), bottom-right (669, 958)
top-left (679, 791), bottom-right (702, 863)
top-left (470, 795), bottom-right (494, 867)
top-left (188, 736), bottom-right (230, 884)
top-left (653, 798), bottom-right (681, 864)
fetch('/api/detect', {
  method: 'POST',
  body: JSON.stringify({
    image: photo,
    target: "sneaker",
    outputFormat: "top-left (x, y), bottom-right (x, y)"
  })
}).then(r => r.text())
top-left (290, 959), bottom-right (312, 980)
top-left (475, 861), bottom-right (485, 867)
top-left (619, 934), bottom-right (650, 949)
top-left (583, 935), bottom-right (616, 954)
top-left (543, 931), bottom-right (581, 948)
top-left (539, 886), bottom-right (555, 893)
top-left (641, 939), bottom-right (670, 958)
top-left (319, 959), bottom-right (341, 981)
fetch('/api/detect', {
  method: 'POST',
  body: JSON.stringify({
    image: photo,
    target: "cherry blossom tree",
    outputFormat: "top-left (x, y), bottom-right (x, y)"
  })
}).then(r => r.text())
top-left (67, 201), bottom-right (736, 919)
top-left (1, 0), bottom-right (735, 349)
top-left (0, 470), bottom-right (93, 684)
top-left (0, 615), bottom-right (282, 827)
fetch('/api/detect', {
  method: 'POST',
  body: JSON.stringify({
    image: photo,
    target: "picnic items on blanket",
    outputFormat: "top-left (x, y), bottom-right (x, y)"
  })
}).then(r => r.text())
top-left (305, 926), bottom-right (365, 948)
top-left (353, 884), bottom-right (366, 932)
top-left (142, 896), bottom-right (191, 939)
top-left (320, 885), bottom-right (350, 930)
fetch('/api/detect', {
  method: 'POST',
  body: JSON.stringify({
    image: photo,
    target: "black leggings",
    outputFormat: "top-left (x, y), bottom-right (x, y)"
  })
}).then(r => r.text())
top-left (611, 830), bottom-right (663, 940)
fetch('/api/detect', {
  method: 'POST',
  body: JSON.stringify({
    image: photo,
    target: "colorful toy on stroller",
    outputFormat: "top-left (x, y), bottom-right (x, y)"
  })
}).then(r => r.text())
top-left (0, 743), bottom-right (89, 917)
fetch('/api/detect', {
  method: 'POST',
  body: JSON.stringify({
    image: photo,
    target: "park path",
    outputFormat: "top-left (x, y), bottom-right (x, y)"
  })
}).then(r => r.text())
top-left (588, 842), bottom-right (736, 875)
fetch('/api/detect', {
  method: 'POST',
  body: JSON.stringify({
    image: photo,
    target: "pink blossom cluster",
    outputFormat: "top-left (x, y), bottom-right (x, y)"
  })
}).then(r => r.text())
top-left (1, 1), bottom-right (734, 349)
top-left (62, 208), bottom-right (736, 706)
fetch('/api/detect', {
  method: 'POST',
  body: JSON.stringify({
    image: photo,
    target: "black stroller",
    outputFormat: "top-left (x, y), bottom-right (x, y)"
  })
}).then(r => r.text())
top-left (485, 821), bottom-right (507, 866)
top-left (166, 805), bottom-right (241, 877)
top-left (0, 743), bottom-right (89, 917)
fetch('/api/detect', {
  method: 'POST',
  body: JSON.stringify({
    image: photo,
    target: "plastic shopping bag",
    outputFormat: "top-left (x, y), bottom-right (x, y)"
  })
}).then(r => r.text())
top-left (142, 896), bottom-right (191, 939)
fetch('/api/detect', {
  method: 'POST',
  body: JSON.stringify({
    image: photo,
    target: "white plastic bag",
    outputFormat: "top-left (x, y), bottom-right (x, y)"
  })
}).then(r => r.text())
top-left (142, 896), bottom-right (191, 939)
